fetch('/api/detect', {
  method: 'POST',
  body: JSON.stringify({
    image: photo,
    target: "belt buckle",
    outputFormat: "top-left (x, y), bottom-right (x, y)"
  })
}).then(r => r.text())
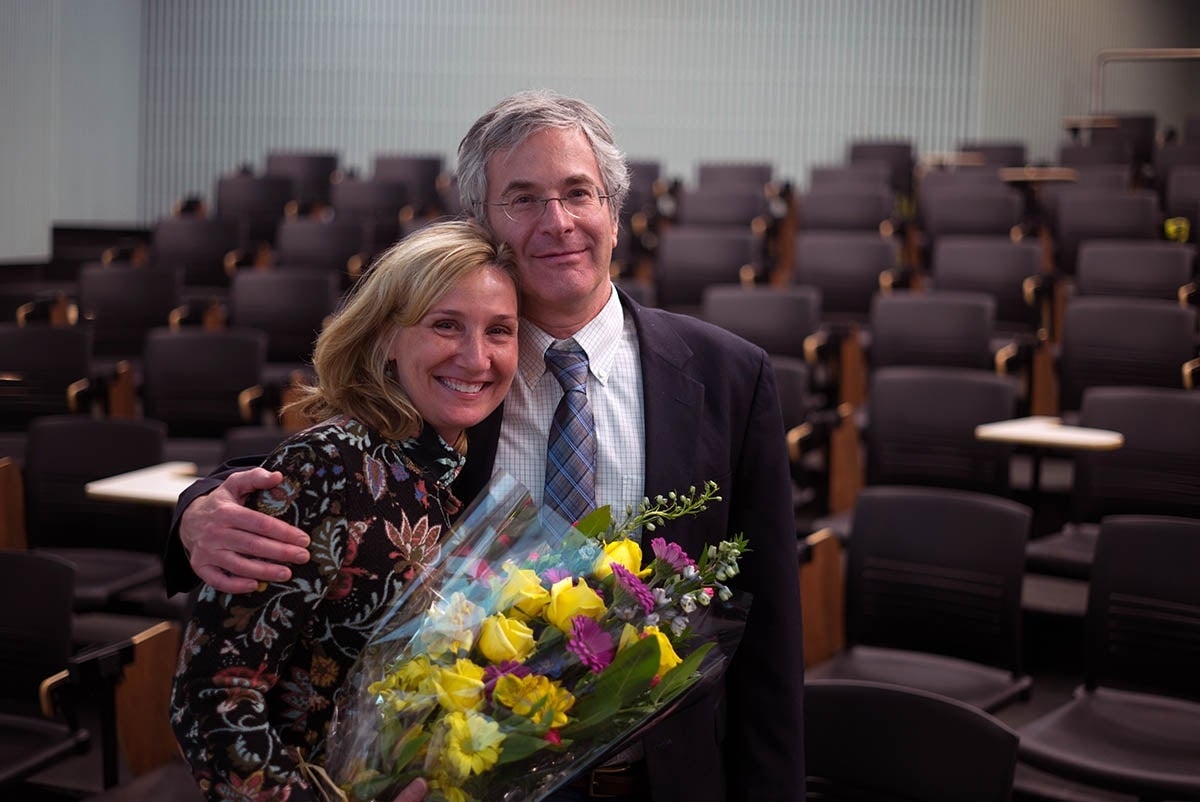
top-left (588, 764), bottom-right (629, 798)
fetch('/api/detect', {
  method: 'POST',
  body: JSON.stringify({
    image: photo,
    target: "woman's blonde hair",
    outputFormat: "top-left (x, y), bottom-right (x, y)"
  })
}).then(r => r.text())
top-left (285, 219), bottom-right (518, 445)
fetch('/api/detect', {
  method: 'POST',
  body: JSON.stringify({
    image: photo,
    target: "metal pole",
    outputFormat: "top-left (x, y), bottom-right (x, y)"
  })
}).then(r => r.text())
top-left (1092, 48), bottom-right (1200, 112)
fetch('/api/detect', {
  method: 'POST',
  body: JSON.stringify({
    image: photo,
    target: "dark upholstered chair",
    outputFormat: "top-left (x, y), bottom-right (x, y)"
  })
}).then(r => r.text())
top-left (806, 679), bottom-right (1019, 802)
top-left (808, 486), bottom-right (1033, 713)
top-left (1018, 515), bottom-right (1200, 801)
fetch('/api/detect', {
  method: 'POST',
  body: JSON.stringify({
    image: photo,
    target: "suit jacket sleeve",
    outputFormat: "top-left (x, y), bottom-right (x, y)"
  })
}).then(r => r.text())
top-left (162, 456), bottom-right (268, 596)
top-left (721, 353), bottom-right (806, 802)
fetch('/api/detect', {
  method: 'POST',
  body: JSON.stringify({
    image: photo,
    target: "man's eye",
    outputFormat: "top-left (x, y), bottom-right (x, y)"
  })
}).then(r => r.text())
top-left (568, 186), bottom-right (596, 200)
top-left (508, 195), bottom-right (537, 207)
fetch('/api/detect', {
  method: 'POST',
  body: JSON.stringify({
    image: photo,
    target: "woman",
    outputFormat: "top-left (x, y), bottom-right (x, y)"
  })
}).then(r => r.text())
top-left (171, 220), bottom-right (520, 802)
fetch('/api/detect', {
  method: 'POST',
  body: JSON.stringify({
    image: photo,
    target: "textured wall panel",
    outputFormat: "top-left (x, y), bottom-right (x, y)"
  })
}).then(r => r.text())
top-left (0, 0), bottom-right (57, 259)
top-left (2, 1), bottom-right (1196, 260)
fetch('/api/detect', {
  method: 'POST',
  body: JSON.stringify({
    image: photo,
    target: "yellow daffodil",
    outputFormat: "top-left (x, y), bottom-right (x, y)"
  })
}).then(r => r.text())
top-left (493, 673), bottom-right (576, 729)
top-left (544, 577), bottom-right (606, 632)
top-left (434, 658), bottom-right (486, 713)
top-left (616, 622), bottom-right (640, 653)
top-left (477, 613), bottom-right (536, 663)
top-left (497, 561), bottom-right (551, 619)
top-left (642, 626), bottom-right (683, 679)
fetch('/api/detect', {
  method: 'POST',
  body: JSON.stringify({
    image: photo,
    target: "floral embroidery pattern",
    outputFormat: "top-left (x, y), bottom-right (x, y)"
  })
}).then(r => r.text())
top-left (171, 417), bottom-right (464, 801)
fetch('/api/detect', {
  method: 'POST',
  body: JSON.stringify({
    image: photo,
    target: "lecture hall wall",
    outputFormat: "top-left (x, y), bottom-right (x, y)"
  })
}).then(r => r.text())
top-left (1, 0), bottom-right (1198, 262)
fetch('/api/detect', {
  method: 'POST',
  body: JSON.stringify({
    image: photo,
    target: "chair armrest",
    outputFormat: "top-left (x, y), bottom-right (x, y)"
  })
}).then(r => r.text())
top-left (239, 385), bottom-right (265, 422)
top-left (738, 264), bottom-right (759, 287)
top-left (348, 252), bottom-right (372, 281)
top-left (0, 457), bottom-right (26, 550)
top-left (1184, 357), bottom-right (1200, 390)
top-left (66, 378), bottom-right (90, 413)
top-left (879, 266), bottom-right (913, 293)
top-left (994, 341), bottom-right (1020, 376)
top-left (1179, 282), bottom-right (1198, 309)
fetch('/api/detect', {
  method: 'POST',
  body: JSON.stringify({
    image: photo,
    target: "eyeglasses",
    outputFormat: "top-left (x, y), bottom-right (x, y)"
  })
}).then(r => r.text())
top-left (489, 185), bottom-right (614, 224)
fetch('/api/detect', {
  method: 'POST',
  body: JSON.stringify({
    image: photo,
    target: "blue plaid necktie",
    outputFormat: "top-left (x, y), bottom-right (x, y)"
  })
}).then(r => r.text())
top-left (544, 345), bottom-right (597, 524)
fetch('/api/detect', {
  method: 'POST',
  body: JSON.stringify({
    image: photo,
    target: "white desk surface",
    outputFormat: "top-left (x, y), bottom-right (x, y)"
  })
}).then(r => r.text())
top-left (975, 416), bottom-right (1124, 450)
top-left (86, 461), bottom-right (199, 507)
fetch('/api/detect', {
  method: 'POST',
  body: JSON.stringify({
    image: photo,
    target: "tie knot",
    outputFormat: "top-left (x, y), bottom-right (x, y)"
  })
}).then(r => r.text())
top-left (545, 346), bottom-right (589, 393)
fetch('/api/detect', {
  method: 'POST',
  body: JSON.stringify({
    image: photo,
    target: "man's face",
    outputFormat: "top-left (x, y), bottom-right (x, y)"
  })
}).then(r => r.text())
top-left (484, 127), bottom-right (619, 334)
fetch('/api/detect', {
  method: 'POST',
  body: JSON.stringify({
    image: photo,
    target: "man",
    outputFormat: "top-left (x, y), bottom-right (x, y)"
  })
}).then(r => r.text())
top-left (168, 90), bottom-right (804, 802)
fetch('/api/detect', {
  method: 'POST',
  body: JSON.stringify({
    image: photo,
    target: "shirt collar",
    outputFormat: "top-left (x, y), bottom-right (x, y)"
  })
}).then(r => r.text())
top-left (516, 283), bottom-right (624, 388)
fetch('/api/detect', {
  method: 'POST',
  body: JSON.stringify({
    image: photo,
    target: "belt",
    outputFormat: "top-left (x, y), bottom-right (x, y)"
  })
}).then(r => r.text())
top-left (566, 761), bottom-right (649, 799)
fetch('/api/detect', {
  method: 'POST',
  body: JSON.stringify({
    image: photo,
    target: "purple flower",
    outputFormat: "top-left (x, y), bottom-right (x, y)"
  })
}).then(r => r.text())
top-left (543, 567), bottom-right (572, 585)
top-left (651, 537), bottom-right (695, 572)
top-left (611, 563), bottom-right (655, 615)
top-left (567, 616), bottom-right (616, 672)
top-left (482, 661), bottom-right (531, 697)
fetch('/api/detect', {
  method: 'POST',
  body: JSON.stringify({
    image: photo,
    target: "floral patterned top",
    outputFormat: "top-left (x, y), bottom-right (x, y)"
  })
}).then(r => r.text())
top-left (171, 415), bottom-right (465, 802)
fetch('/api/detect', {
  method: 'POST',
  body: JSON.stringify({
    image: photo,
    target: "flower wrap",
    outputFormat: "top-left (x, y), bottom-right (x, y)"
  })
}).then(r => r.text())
top-left (323, 473), bottom-right (750, 802)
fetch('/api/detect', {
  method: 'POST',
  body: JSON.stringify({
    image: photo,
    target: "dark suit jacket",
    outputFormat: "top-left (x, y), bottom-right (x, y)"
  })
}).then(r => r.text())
top-left (166, 289), bottom-right (805, 801)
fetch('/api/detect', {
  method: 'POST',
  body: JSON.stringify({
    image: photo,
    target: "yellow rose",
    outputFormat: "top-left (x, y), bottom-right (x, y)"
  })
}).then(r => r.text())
top-left (477, 613), bottom-right (536, 663)
top-left (434, 658), bottom-right (486, 713)
top-left (642, 626), bottom-right (683, 679)
top-left (497, 561), bottom-right (550, 619)
top-left (544, 577), bottom-right (607, 632)
top-left (593, 538), bottom-right (650, 580)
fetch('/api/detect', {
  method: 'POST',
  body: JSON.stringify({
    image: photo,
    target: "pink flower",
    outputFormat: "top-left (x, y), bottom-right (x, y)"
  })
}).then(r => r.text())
top-left (611, 563), bottom-right (655, 615)
top-left (566, 616), bottom-right (616, 672)
top-left (651, 537), bottom-right (695, 572)
top-left (543, 566), bottom-right (572, 585)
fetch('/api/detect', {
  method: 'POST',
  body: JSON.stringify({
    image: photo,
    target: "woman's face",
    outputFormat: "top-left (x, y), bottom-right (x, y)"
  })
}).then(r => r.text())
top-left (388, 264), bottom-right (519, 445)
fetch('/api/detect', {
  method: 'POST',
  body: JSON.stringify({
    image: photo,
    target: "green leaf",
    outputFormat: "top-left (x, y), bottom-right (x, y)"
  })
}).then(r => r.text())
top-left (574, 505), bottom-right (613, 539)
top-left (495, 731), bottom-right (555, 765)
top-left (564, 636), bottom-right (659, 735)
top-left (650, 642), bottom-right (715, 705)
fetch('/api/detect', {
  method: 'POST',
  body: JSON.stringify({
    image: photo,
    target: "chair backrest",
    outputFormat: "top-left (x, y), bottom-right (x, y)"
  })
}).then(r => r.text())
top-left (264, 151), bottom-right (338, 208)
top-left (866, 366), bottom-right (1017, 494)
top-left (152, 217), bottom-right (240, 289)
top-left (847, 485), bottom-right (1031, 673)
top-left (79, 263), bottom-right (182, 359)
top-left (1165, 165), bottom-right (1200, 221)
top-left (330, 177), bottom-right (410, 222)
top-left (920, 187), bottom-right (1023, 240)
top-left (229, 269), bottom-right (340, 364)
top-left (1054, 189), bottom-right (1162, 275)
top-left (0, 550), bottom-right (75, 708)
top-left (869, 291), bottom-right (996, 371)
top-left (1085, 514), bottom-right (1200, 701)
top-left (214, 172), bottom-right (292, 249)
top-left (371, 154), bottom-right (445, 216)
top-left (273, 218), bottom-right (366, 282)
top-left (797, 187), bottom-right (894, 232)
top-left (1057, 297), bottom-right (1197, 412)
top-left (0, 324), bottom-right (92, 427)
top-left (808, 162), bottom-right (891, 191)
top-left (696, 161), bottom-right (773, 192)
top-left (221, 425), bottom-right (290, 465)
top-left (849, 140), bottom-right (915, 198)
top-left (672, 186), bottom-right (771, 228)
top-left (1074, 240), bottom-right (1196, 301)
top-left (23, 415), bottom-right (168, 553)
top-left (790, 232), bottom-right (896, 320)
top-left (700, 285), bottom-right (822, 360)
top-left (931, 236), bottom-right (1043, 333)
top-left (1072, 387), bottom-right (1200, 522)
top-left (1153, 142), bottom-right (1200, 184)
top-left (959, 140), bottom-right (1027, 167)
top-left (805, 679), bottom-right (1019, 802)
top-left (1059, 138), bottom-right (1129, 167)
top-left (141, 327), bottom-right (267, 437)
top-left (653, 227), bottom-right (764, 312)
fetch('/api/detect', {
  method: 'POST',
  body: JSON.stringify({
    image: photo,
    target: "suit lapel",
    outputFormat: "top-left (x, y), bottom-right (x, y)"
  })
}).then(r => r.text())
top-left (621, 294), bottom-right (705, 506)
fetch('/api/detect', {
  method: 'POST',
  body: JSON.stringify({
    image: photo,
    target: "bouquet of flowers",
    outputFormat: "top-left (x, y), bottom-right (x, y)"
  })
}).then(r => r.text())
top-left (321, 472), bottom-right (751, 802)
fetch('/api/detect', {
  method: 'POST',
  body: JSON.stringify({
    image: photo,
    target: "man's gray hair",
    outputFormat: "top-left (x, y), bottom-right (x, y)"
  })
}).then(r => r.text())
top-left (457, 89), bottom-right (630, 227)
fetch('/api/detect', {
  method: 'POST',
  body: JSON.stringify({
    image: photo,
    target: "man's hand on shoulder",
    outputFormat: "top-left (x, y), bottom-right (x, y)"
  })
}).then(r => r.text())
top-left (180, 467), bottom-right (311, 593)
